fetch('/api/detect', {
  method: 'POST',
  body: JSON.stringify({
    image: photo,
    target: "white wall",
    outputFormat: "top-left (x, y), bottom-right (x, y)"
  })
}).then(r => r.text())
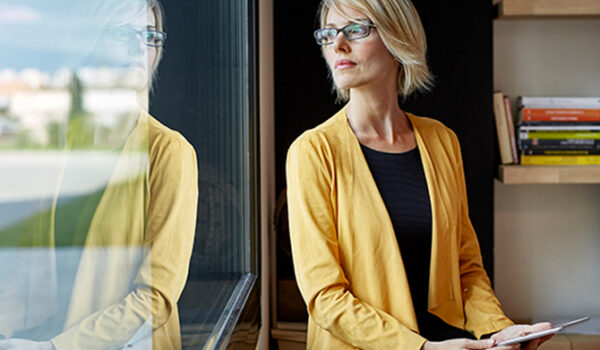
top-left (494, 19), bottom-right (600, 321)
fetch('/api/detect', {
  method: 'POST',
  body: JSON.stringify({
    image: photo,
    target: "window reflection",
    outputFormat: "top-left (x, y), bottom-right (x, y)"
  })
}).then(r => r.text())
top-left (0, 0), bottom-right (205, 349)
top-left (1, 0), bottom-right (257, 348)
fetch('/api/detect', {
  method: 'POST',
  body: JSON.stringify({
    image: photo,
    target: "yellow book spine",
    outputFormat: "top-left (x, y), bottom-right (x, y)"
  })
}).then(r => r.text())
top-left (521, 155), bottom-right (600, 165)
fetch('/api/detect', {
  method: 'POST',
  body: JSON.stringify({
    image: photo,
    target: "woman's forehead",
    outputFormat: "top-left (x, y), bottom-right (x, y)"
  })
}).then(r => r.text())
top-left (325, 4), bottom-right (368, 25)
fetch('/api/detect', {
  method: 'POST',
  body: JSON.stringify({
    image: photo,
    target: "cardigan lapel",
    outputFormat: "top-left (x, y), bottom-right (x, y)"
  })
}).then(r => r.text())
top-left (337, 108), bottom-right (457, 319)
top-left (408, 114), bottom-right (460, 324)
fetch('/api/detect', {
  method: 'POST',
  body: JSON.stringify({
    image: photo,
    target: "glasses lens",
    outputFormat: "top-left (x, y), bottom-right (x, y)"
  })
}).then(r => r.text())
top-left (344, 23), bottom-right (369, 40)
top-left (144, 31), bottom-right (165, 47)
top-left (314, 28), bottom-right (337, 45)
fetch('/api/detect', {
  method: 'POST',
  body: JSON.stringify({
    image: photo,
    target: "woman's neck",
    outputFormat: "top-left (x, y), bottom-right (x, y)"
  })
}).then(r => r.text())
top-left (346, 89), bottom-right (415, 152)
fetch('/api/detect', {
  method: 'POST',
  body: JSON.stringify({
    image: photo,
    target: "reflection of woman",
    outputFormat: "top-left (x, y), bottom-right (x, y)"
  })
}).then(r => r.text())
top-left (286, 1), bottom-right (552, 349)
top-left (0, 1), bottom-right (198, 349)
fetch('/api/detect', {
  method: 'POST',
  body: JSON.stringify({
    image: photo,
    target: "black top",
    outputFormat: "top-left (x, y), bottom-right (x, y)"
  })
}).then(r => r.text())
top-left (360, 144), bottom-right (474, 341)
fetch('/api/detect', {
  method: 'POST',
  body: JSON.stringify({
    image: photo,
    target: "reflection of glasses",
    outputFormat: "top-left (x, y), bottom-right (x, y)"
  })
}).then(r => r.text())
top-left (314, 22), bottom-right (376, 46)
top-left (106, 26), bottom-right (167, 47)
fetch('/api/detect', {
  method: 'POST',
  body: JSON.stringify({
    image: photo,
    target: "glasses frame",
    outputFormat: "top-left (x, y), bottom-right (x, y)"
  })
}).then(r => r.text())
top-left (143, 30), bottom-right (167, 48)
top-left (313, 22), bottom-right (376, 46)
top-left (105, 26), bottom-right (168, 48)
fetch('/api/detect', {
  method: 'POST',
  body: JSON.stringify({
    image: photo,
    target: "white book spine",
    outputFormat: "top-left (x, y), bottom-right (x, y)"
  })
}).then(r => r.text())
top-left (518, 96), bottom-right (600, 109)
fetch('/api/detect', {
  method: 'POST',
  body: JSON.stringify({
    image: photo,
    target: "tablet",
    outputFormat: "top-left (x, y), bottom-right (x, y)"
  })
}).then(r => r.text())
top-left (496, 316), bottom-right (590, 347)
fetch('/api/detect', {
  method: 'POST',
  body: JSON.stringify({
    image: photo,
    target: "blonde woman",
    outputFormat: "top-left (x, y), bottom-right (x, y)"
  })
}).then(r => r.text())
top-left (286, 0), bottom-right (552, 349)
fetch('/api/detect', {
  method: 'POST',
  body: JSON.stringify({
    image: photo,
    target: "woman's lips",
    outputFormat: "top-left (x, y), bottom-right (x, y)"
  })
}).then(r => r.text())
top-left (335, 59), bottom-right (357, 69)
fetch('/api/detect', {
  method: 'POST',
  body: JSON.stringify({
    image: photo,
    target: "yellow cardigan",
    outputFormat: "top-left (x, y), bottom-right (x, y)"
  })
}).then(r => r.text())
top-left (51, 113), bottom-right (198, 350)
top-left (286, 108), bottom-right (513, 350)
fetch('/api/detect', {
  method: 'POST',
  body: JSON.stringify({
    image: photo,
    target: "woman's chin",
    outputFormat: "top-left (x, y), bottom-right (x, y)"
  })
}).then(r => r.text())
top-left (126, 67), bottom-right (150, 91)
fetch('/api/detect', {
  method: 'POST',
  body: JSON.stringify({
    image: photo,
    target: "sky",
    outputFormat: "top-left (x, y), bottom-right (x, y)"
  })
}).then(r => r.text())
top-left (0, 0), bottom-right (149, 72)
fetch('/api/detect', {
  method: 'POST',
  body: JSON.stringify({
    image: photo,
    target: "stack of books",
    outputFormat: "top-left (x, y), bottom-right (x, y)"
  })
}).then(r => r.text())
top-left (517, 96), bottom-right (600, 165)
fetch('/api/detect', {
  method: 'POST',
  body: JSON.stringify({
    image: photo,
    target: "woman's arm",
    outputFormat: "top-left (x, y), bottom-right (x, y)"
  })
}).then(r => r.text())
top-left (450, 134), bottom-right (514, 338)
top-left (50, 135), bottom-right (198, 350)
top-left (286, 136), bottom-right (426, 350)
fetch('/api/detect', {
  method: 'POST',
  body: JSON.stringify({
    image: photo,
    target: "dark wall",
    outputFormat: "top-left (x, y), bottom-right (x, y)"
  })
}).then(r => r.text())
top-left (274, 1), bottom-right (497, 276)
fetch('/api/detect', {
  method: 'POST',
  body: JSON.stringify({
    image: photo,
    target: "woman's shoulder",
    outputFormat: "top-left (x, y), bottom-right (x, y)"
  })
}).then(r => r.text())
top-left (147, 115), bottom-right (195, 154)
top-left (144, 115), bottom-right (197, 175)
top-left (289, 108), bottom-right (348, 154)
top-left (407, 113), bottom-right (459, 142)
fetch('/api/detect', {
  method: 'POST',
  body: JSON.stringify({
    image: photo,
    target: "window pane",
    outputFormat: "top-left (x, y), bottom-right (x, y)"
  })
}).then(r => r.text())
top-left (0, 0), bottom-right (258, 348)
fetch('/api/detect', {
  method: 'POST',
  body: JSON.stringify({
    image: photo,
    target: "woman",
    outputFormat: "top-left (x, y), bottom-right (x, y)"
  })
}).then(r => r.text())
top-left (0, 1), bottom-right (197, 349)
top-left (286, 0), bottom-right (552, 349)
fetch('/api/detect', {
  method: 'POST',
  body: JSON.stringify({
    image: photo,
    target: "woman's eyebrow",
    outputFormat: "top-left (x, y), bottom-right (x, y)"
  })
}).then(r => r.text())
top-left (325, 18), bottom-right (370, 27)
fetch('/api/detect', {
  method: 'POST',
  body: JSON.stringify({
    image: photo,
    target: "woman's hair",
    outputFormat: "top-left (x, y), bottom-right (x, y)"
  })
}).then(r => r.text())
top-left (148, 0), bottom-right (165, 74)
top-left (317, 0), bottom-right (433, 102)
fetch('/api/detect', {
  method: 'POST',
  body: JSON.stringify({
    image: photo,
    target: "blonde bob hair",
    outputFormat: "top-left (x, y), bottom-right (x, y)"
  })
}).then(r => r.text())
top-left (318, 0), bottom-right (433, 102)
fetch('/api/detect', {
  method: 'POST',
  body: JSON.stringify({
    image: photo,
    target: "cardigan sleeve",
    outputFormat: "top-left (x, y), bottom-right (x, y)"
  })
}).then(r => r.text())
top-left (450, 133), bottom-right (514, 339)
top-left (286, 135), bottom-right (426, 350)
top-left (51, 133), bottom-right (198, 349)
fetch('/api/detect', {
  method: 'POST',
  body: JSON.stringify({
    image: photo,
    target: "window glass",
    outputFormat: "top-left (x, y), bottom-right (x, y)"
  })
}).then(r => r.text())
top-left (0, 0), bottom-right (257, 348)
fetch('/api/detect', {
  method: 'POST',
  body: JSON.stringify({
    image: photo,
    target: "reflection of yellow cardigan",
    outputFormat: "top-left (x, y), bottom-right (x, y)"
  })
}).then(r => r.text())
top-left (51, 114), bottom-right (198, 350)
top-left (286, 108), bottom-right (513, 350)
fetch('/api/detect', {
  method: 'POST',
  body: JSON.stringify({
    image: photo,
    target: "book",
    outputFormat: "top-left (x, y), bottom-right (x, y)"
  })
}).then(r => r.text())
top-left (504, 96), bottom-right (519, 164)
top-left (520, 138), bottom-right (600, 149)
top-left (521, 108), bottom-right (600, 122)
top-left (522, 149), bottom-right (600, 155)
top-left (493, 92), bottom-right (514, 164)
top-left (518, 96), bottom-right (600, 109)
top-left (521, 154), bottom-right (600, 165)
top-left (519, 125), bottom-right (600, 132)
top-left (519, 131), bottom-right (600, 140)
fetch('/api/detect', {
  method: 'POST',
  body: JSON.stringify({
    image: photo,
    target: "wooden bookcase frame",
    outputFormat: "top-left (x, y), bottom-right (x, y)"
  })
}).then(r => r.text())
top-left (495, 0), bottom-right (600, 19)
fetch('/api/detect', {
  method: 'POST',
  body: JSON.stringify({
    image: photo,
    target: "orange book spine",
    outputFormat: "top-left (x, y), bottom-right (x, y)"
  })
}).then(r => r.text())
top-left (521, 108), bottom-right (600, 122)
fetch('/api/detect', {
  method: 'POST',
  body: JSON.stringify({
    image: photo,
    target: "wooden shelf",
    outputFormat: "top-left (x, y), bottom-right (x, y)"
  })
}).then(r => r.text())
top-left (498, 165), bottom-right (600, 184)
top-left (495, 0), bottom-right (600, 19)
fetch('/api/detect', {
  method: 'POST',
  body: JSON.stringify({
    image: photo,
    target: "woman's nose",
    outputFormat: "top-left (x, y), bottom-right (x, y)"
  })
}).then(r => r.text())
top-left (128, 34), bottom-right (146, 57)
top-left (331, 32), bottom-right (350, 53)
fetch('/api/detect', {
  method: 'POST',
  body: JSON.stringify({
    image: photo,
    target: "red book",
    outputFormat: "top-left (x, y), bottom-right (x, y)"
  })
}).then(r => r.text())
top-left (521, 108), bottom-right (600, 122)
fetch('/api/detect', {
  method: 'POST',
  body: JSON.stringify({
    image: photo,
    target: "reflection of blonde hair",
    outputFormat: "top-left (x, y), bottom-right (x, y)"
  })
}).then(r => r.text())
top-left (318, 0), bottom-right (433, 102)
top-left (148, 0), bottom-right (165, 74)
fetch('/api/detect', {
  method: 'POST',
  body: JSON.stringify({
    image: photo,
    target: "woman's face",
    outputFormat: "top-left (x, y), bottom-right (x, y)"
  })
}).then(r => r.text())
top-left (93, 5), bottom-right (158, 90)
top-left (323, 5), bottom-right (399, 96)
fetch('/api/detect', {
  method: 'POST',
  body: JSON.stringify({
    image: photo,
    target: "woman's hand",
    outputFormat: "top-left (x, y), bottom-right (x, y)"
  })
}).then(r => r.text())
top-left (0, 339), bottom-right (54, 350)
top-left (491, 322), bottom-right (554, 350)
top-left (422, 338), bottom-right (496, 350)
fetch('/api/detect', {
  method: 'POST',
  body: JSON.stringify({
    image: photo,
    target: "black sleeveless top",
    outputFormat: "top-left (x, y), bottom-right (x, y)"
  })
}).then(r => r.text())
top-left (360, 144), bottom-right (475, 341)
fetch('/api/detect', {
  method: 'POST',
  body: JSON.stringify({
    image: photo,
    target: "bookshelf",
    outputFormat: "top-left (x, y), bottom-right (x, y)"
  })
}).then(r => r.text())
top-left (494, 2), bottom-right (600, 185)
top-left (493, 3), bottom-right (600, 333)
top-left (495, 0), bottom-right (600, 19)
top-left (499, 165), bottom-right (600, 184)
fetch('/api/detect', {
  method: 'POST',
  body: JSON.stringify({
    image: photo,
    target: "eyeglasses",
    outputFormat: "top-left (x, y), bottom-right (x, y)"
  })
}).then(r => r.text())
top-left (313, 22), bottom-right (376, 46)
top-left (105, 25), bottom-right (167, 47)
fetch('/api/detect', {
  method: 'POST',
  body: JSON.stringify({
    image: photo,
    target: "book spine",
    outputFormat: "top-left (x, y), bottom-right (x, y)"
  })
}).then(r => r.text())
top-left (493, 92), bottom-right (513, 164)
top-left (519, 131), bottom-right (600, 140)
top-left (519, 125), bottom-right (600, 132)
top-left (504, 97), bottom-right (519, 164)
top-left (521, 108), bottom-right (600, 122)
top-left (518, 96), bottom-right (600, 109)
top-left (521, 155), bottom-right (600, 165)
top-left (522, 149), bottom-right (600, 155)
top-left (519, 138), bottom-right (600, 149)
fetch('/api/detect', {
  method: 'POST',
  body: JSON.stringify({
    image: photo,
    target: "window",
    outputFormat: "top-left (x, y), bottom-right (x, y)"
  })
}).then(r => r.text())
top-left (0, 0), bottom-right (258, 348)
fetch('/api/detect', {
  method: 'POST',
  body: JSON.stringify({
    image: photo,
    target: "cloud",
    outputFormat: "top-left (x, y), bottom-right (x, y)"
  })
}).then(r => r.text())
top-left (0, 5), bottom-right (41, 24)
